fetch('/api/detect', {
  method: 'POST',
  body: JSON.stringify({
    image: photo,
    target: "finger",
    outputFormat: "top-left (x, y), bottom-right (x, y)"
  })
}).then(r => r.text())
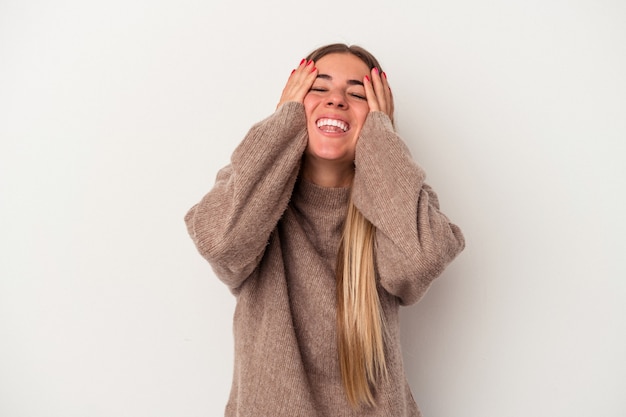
top-left (363, 74), bottom-right (380, 112)
top-left (298, 60), bottom-right (318, 98)
top-left (371, 67), bottom-right (387, 115)
top-left (389, 87), bottom-right (395, 123)
top-left (381, 71), bottom-right (394, 118)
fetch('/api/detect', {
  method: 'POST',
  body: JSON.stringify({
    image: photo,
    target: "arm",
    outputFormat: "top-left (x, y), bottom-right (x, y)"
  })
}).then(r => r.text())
top-left (352, 112), bottom-right (465, 305)
top-left (184, 60), bottom-right (318, 290)
top-left (354, 68), bottom-right (465, 305)
top-left (184, 102), bottom-right (307, 289)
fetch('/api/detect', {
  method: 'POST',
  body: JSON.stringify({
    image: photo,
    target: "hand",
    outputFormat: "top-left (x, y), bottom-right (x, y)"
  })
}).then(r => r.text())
top-left (276, 59), bottom-right (318, 109)
top-left (364, 68), bottom-right (394, 123)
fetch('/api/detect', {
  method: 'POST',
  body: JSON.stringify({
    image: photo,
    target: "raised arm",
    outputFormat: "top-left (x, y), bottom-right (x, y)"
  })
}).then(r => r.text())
top-left (354, 68), bottom-right (465, 305)
top-left (184, 60), bottom-right (318, 290)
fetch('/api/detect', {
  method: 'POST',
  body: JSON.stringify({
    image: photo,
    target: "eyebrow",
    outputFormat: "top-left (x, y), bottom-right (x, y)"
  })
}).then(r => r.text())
top-left (316, 73), bottom-right (364, 87)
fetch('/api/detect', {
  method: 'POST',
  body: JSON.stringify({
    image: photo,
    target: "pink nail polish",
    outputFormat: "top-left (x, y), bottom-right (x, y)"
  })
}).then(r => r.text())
top-left (382, 71), bottom-right (387, 79)
top-left (300, 58), bottom-right (306, 65)
top-left (373, 67), bottom-right (379, 74)
top-left (365, 75), bottom-right (370, 82)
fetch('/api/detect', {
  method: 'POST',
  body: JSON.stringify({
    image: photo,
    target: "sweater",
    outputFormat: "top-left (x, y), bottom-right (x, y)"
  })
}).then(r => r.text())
top-left (185, 102), bottom-right (465, 416)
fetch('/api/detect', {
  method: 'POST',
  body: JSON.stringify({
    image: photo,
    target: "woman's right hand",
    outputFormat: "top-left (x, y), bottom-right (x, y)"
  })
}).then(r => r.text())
top-left (276, 59), bottom-right (318, 109)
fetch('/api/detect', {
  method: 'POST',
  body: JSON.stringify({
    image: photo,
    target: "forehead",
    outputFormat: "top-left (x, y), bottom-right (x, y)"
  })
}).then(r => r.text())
top-left (314, 53), bottom-right (370, 79)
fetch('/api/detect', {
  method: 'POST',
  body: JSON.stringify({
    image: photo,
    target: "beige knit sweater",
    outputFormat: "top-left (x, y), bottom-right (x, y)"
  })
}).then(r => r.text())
top-left (185, 102), bottom-right (465, 416)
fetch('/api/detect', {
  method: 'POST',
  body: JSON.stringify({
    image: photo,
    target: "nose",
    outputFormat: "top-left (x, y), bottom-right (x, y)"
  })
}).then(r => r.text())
top-left (326, 90), bottom-right (347, 109)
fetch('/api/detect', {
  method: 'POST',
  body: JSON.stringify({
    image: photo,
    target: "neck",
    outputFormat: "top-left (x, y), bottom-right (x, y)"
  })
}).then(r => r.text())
top-left (301, 156), bottom-right (354, 188)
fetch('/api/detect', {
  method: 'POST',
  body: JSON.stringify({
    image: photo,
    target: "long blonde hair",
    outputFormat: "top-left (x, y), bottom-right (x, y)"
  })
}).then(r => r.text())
top-left (306, 43), bottom-right (389, 409)
top-left (336, 200), bottom-right (387, 408)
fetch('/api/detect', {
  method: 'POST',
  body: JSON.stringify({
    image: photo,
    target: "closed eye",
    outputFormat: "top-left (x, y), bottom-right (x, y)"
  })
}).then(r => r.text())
top-left (309, 87), bottom-right (327, 92)
top-left (350, 93), bottom-right (366, 100)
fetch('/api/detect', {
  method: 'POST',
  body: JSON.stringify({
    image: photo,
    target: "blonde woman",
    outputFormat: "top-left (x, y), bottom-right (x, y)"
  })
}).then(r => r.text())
top-left (185, 43), bottom-right (465, 416)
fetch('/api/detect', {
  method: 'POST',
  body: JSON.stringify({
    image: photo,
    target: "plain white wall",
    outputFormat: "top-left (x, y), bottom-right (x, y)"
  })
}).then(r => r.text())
top-left (1, 0), bottom-right (624, 416)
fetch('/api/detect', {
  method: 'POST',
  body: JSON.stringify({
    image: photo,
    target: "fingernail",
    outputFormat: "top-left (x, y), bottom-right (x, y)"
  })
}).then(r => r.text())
top-left (307, 60), bottom-right (313, 66)
top-left (373, 67), bottom-right (379, 74)
top-left (311, 66), bottom-right (317, 73)
top-left (300, 58), bottom-right (306, 65)
top-left (291, 69), bottom-right (296, 75)
top-left (365, 75), bottom-right (370, 82)
top-left (382, 71), bottom-right (387, 79)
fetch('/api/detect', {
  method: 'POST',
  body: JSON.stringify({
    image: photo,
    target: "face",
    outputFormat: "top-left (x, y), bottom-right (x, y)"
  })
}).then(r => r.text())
top-left (303, 53), bottom-right (371, 168)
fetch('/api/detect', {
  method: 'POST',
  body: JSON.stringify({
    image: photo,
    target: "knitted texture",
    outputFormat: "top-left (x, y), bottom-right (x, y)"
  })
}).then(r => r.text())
top-left (185, 102), bottom-right (465, 416)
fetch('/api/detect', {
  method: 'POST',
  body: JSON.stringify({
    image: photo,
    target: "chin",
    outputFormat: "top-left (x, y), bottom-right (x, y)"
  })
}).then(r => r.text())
top-left (305, 147), bottom-right (354, 164)
top-left (307, 137), bottom-right (355, 162)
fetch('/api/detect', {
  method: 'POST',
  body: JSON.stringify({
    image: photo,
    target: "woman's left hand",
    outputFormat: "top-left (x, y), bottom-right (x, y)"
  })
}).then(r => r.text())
top-left (364, 68), bottom-right (394, 123)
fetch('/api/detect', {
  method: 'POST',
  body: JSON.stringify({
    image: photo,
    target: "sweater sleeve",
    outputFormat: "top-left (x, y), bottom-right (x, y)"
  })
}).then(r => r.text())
top-left (184, 102), bottom-right (308, 290)
top-left (352, 111), bottom-right (465, 306)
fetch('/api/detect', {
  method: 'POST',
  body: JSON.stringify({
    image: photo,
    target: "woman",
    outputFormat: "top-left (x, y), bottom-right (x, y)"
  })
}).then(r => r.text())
top-left (185, 43), bottom-right (465, 416)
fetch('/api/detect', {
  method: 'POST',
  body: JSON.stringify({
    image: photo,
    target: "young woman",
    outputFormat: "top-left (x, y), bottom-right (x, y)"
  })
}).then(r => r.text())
top-left (185, 43), bottom-right (465, 416)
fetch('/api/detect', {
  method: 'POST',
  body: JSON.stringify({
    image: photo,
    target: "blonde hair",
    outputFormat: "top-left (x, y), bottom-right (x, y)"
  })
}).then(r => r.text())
top-left (336, 199), bottom-right (388, 408)
top-left (306, 43), bottom-right (389, 408)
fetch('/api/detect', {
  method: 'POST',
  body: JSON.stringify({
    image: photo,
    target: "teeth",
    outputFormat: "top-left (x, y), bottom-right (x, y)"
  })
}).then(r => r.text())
top-left (316, 118), bottom-right (348, 132)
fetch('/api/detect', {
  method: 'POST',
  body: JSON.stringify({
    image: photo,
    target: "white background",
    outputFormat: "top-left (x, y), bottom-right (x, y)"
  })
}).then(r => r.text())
top-left (1, 0), bottom-right (625, 416)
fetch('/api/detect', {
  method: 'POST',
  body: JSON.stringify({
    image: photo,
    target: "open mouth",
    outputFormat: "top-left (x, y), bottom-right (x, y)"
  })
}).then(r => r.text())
top-left (316, 118), bottom-right (349, 133)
